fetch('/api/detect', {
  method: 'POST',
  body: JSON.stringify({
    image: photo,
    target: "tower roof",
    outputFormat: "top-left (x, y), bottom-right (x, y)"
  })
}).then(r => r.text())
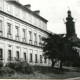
top-left (66, 10), bottom-right (73, 21)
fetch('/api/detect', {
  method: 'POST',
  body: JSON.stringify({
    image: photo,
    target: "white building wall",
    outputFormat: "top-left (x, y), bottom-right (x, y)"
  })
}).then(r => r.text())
top-left (0, 0), bottom-right (51, 66)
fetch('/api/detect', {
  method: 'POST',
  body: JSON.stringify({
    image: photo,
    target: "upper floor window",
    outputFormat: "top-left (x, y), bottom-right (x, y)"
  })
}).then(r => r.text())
top-left (34, 33), bottom-right (37, 45)
top-left (29, 31), bottom-right (32, 44)
top-left (15, 26), bottom-right (19, 41)
top-left (0, 20), bottom-right (2, 31)
top-left (39, 35), bottom-right (42, 43)
top-left (0, 49), bottom-right (3, 59)
top-left (7, 3), bottom-right (11, 12)
top-left (7, 23), bottom-right (11, 35)
top-left (23, 29), bottom-right (26, 42)
top-left (23, 29), bottom-right (25, 38)
top-left (34, 33), bottom-right (37, 41)
top-left (15, 26), bottom-right (19, 36)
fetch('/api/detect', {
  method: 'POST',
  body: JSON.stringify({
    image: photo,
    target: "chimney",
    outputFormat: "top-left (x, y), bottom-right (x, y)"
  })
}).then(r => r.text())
top-left (24, 4), bottom-right (31, 9)
top-left (34, 10), bottom-right (40, 15)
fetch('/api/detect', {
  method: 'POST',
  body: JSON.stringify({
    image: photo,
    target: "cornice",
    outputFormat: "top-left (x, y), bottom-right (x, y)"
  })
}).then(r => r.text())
top-left (0, 36), bottom-right (42, 49)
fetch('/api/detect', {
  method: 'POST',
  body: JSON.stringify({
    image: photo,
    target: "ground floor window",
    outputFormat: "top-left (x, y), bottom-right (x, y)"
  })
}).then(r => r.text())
top-left (0, 49), bottom-right (3, 59)
top-left (16, 51), bottom-right (19, 60)
top-left (24, 52), bottom-right (26, 61)
top-left (35, 54), bottom-right (38, 63)
top-left (8, 50), bottom-right (11, 59)
top-left (30, 53), bottom-right (32, 62)
top-left (40, 55), bottom-right (42, 63)
top-left (44, 57), bottom-right (47, 63)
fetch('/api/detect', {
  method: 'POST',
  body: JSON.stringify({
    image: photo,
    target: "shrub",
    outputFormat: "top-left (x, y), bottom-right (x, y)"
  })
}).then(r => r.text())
top-left (6, 60), bottom-right (34, 74)
top-left (0, 62), bottom-right (3, 68)
top-left (0, 67), bottom-right (15, 76)
top-left (5, 62), bottom-right (17, 70)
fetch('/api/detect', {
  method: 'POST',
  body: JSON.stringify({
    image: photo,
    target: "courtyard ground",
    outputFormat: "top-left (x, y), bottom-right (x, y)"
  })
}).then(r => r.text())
top-left (0, 66), bottom-right (80, 79)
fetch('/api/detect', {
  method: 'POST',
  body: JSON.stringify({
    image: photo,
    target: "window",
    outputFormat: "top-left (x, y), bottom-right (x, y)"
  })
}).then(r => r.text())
top-left (15, 26), bottom-right (19, 40)
top-left (7, 4), bottom-right (11, 12)
top-left (23, 29), bottom-right (25, 38)
top-left (29, 31), bottom-right (32, 40)
top-left (16, 51), bottom-right (19, 60)
top-left (30, 53), bottom-right (32, 62)
top-left (34, 33), bottom-right (37, 45)
top-left (0, 49), bottom-right (2, 59)
top-left (29, 31), bottom-right (32, 44)
top-left (16, 26), bottom-right (19, 36)
top-left (23, 29), bottom-right (26, 42)
top-left (39, 35), bottom-right (41, 43)
top-left (44, 57), bottom-right (47, 63)
top-left (0, 20), bottom-right (2, 31)
top-left (34, 33), bottom-right (37, 41)
top-left (8, 50), bottom-right (11, 59)
top-left (35, 54), bottom-right (38, 63)
top-left (24, 52), bottom-right (26, 61)
top-left (40, 55), bottom-right (42, 63)
top-left (7, 23), bottom-right (11, 34)
top-left (39, 35), bottom-right (42, 46)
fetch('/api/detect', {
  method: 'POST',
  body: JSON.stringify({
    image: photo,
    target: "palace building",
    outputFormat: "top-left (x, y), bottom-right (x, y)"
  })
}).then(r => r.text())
top-left (0, 0), bottom-right (51, 66)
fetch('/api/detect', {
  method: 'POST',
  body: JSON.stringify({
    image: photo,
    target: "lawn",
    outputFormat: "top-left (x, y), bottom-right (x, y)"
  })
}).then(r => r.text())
top-left (0, 66), bottom-right (80, 79)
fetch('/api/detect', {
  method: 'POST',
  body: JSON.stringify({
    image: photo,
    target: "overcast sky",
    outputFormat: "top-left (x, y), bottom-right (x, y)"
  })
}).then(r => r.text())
top-left (19, 0), bottom-right (80, 38)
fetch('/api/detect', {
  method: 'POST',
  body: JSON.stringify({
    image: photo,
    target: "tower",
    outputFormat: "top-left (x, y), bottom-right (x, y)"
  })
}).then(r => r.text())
top-left (66, 10), bottom-right (76, 38)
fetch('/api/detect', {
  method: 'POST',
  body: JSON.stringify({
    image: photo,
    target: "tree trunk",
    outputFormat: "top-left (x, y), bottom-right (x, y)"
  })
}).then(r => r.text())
top-left (60, 60), bottom-right (63, 69)
top-left (51, 59), bottom-right (55, 68)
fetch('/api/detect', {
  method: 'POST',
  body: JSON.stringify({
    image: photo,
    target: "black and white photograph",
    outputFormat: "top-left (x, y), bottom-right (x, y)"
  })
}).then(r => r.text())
top-left (0, 0), bottom-right (80, 80)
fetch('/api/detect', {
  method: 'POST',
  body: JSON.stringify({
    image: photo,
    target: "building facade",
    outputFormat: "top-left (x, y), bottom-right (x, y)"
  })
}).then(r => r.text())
top-left (0, 0), bottom-right (51, 66)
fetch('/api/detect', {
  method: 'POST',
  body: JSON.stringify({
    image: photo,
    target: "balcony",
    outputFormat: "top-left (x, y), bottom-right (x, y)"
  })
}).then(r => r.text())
top-left (0, 31), bottom-right (3, 36)
top-left (15, 35), bottom-right (19, 41)
top-left (23, 38), bottom-right (26, 42)
top-left (7, 33), bottom-right (12, 39)
top-left (34, 41), bottom-right (37, 45)
top-left (29, 40), bottom-right (32, 44)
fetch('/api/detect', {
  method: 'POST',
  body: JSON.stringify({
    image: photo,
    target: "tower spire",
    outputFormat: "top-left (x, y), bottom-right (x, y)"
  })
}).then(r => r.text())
top-left (65, 10), bottom-right (76, 38)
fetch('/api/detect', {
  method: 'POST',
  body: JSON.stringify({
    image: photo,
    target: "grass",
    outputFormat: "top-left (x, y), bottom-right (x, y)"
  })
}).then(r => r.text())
top-left (0, 66), bottom-right (80, 79)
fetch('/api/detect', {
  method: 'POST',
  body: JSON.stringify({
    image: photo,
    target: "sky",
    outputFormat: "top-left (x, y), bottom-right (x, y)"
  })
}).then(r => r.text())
top-left (19, 0), bottom-right (80, 38)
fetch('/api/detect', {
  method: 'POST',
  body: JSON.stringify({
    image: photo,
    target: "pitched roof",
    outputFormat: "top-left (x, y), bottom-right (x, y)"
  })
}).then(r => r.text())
top-left (7, 1), bottom-right (48, 22)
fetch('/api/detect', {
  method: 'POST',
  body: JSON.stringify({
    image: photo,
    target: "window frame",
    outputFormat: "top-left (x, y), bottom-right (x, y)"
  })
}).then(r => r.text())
top-left (0, 49), bottom-right (3, 59)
